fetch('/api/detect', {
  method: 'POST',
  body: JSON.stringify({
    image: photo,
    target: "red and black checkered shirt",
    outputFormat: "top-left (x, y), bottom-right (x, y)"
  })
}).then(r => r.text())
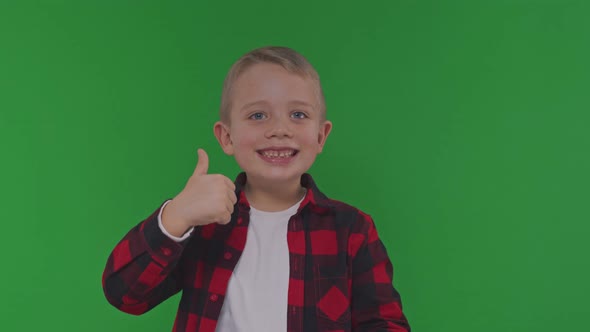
top-left (102, 172), bottom-right (411, 331)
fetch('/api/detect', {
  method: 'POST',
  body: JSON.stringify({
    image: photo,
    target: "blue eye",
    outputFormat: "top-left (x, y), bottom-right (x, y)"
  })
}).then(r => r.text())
top-left (249, 112), bottom-right (266, 120)
top-left (292, 111), bottom-right (307, 119)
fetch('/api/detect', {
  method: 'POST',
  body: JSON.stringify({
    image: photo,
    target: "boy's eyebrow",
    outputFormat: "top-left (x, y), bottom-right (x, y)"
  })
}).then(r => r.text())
top-left (288, 100), bottom-right (315, 110)
top-left (240, 100), bottom-right (269, 112)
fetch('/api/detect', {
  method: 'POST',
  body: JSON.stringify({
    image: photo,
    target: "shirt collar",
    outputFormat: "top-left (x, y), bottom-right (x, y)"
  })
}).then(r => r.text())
top-left (233, 172), bottom-right (334, 212)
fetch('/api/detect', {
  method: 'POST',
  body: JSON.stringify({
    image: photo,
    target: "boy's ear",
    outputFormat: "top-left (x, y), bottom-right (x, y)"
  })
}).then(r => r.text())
top-left (213, 121), bottom-right (234, 155)
top-left (317, 120), bottom-right (333, 153)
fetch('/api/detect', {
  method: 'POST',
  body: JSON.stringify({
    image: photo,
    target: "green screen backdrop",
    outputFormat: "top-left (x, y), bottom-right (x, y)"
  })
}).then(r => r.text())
top-left (1, 1), bottom-right (589, 331)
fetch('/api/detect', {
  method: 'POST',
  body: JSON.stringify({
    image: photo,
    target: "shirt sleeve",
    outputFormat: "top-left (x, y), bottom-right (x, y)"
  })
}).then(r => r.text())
top-left (349, 212), bottom-right (411, 332)
top-left (158, 200), bottom-right (194, 242)
top-left (102, 200), bottom-right (191, 315)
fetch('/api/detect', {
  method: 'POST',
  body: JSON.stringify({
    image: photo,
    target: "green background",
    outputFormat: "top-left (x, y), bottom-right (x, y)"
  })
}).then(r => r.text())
top-left (1, 0), bottom-right (588, 331)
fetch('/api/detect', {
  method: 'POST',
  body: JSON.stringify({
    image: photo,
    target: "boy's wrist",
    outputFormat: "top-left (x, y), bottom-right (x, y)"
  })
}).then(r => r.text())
top-left (161, 201), bottom-right (191, 237)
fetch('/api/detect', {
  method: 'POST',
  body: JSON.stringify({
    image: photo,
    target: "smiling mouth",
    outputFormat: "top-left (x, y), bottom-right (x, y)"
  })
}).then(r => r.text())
top-left (257, 149), bottom-right (299, 158)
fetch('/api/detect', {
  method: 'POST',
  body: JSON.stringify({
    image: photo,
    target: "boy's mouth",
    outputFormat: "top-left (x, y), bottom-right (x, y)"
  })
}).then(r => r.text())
top-left (256, 148), bottom-right (299, 159)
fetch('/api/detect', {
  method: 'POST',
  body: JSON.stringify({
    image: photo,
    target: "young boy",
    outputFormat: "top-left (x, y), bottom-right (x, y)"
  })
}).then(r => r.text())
top-left (102, 46), bottom-right (410, 332)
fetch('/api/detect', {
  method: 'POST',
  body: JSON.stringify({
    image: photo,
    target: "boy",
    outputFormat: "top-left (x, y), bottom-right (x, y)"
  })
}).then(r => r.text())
top-left (102, 46), bottom-right (410, 332)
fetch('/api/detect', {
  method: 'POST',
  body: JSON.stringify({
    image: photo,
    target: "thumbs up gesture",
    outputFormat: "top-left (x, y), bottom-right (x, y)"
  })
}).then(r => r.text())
top-left (161, 149), bottom-right (238, 237)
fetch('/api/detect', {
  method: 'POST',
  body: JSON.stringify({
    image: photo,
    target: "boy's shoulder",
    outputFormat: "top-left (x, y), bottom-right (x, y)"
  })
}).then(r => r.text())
top-left (322, 195), bottom-right (366, 215)
top-left (302, 173), bottom-right (370, 214)
top-left (310, 190), bottom-right (376, 232)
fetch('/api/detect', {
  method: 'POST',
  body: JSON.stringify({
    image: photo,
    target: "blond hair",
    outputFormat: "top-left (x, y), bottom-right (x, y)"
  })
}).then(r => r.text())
top-left (219, 46), bottom-right (326, 124)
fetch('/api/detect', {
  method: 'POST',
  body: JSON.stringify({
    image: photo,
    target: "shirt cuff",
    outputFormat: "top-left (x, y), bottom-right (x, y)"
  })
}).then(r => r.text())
top-left (158, 200), bottom-right (194, 242)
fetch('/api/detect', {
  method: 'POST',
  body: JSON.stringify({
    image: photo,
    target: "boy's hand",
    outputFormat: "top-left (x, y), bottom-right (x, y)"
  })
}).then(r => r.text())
top-left (161, 148), bottom-right (237, 237)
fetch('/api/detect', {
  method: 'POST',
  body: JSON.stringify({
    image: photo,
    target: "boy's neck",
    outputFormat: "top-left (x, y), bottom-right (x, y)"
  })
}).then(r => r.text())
top-left (243, 176), bottom-right (307, 212)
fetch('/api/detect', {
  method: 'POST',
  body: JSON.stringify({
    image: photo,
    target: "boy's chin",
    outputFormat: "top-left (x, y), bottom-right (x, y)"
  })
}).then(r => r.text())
top-left (246, 169), bottom-right (306, 182)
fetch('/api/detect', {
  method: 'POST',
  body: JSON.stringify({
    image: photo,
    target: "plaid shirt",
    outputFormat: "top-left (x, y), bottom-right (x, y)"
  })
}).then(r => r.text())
top-left (102, 172), bottom-right (410, 332)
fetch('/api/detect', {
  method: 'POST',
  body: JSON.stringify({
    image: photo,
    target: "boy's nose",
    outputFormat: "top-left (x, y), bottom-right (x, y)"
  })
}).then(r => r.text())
top-left (265, 118), bottom-right (293, 138)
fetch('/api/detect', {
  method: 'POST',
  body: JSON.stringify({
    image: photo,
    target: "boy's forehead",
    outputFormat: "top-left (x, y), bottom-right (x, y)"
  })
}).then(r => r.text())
top-left (231, 63), bottom-right (319, 105)
top-left (236, 62), bottom-right (307, 84)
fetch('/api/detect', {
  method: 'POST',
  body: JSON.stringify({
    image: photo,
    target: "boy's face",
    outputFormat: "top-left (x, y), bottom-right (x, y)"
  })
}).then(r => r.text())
top-left (214, 63), bottom-right (332, 185)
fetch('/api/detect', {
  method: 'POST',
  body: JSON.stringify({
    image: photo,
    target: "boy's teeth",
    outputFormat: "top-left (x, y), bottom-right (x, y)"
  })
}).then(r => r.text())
top-left (261, 150), bottom-right (295, 158)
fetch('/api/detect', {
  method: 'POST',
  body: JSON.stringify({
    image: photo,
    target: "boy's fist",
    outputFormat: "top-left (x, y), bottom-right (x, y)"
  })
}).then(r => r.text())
top-left (161, 149), bottom-right (237, 237)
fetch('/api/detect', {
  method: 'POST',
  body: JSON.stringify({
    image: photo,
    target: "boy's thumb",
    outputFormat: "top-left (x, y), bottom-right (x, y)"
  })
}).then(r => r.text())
top-left (194, 148), bottom-right (209, 176)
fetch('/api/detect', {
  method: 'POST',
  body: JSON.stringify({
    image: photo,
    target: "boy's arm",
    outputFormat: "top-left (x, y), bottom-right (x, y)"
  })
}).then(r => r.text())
top-left (349, 212), bottom-right (411, 332)
top-left (102, 200), bottom-right (190, 315)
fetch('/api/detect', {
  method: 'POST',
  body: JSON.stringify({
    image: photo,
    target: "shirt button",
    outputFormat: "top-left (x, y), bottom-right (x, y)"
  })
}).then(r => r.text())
top-left (224, 252), bottom-right (232, 260)
top-left (161, 247), bottom-right (172, 256)
top-left (210, 294), bottom-right (218, 302)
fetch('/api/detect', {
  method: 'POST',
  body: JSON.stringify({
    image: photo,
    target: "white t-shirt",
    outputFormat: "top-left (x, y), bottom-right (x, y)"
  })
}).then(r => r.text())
top-left (158, 196), bottom-right (305, 332)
